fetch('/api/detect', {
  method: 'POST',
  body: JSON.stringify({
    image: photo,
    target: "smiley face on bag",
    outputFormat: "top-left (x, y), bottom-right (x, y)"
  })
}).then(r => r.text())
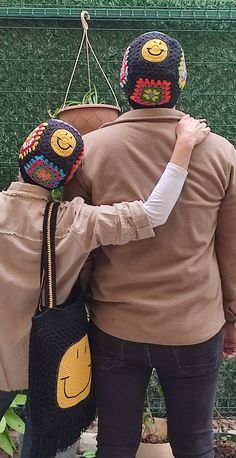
top-left (57, 335), bottom-right (92, 409)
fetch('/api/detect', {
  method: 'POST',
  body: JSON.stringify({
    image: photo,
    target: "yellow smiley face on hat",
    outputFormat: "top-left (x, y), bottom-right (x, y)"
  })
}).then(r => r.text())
top-left (51, 129), bottom-right (77, 157)
top-left (142, 39), bottom-right (168, 63)
top-left (57, 335), bottom-right (92, 409)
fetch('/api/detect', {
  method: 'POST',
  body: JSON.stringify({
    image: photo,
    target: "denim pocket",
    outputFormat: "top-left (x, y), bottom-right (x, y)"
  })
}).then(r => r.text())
top-left (91, 354), bottom-right (126, 371)
top-left (172, 329), bottom-right (223, 376)
top-left (89, 322), bottom-right (125, 370)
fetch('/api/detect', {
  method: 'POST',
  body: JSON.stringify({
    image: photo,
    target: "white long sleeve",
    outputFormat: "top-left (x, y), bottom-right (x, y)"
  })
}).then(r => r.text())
top-left (143, 162), bottom-right (188, 228)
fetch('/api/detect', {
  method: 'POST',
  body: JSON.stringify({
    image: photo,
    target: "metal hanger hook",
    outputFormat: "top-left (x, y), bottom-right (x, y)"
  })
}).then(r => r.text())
top-left (81, 10), bottom-right (90, 31)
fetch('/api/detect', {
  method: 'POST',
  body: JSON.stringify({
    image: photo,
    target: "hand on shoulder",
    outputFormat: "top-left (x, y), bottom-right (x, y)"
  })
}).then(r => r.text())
top-left (176, 114), bottom-right (211, 147)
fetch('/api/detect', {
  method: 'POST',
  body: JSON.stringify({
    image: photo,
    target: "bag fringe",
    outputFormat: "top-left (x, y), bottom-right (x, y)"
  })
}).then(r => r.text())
top-left (31, 400), bottom-right (96, 458)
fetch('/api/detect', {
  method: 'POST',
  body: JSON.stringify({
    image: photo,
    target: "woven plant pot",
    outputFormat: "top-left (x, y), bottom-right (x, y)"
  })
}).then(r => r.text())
top-left (136, 441), bottom-right (174, 458)
top-left (58, 104), bottom-right (120, 136)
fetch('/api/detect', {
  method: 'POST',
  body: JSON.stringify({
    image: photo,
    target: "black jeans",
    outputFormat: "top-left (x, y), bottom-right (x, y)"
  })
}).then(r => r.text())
top-left (89, 322), bottom-right (223, 458)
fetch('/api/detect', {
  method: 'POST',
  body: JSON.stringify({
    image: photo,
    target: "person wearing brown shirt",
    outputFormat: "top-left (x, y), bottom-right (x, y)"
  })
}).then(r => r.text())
top-left (65, 32), bottom-right (236, 458)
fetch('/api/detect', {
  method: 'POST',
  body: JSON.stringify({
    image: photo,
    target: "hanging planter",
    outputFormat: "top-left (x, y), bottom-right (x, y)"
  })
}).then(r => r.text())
top-left (59, 104), bottom-right (120, 137)
top-left (54, 11), bottom-right (120, 136)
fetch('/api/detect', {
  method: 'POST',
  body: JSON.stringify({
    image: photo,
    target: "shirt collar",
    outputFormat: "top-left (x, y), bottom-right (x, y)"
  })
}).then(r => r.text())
top-left (101, 107), bottom-right (185, 129)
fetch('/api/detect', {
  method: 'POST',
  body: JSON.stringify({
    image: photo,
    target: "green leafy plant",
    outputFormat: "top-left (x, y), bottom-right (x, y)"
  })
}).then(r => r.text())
top-left (0, 394), bottom-right (26, 456)
top-left (48, 83), bottom-right (101, 119)
top-left (220, 435), bottom-right (234, 443)
top-left (81, 84), bottom-right (98, 104)
top-left (142, 407), bottom-right (168, 444)
top-left (141, 371), bottom-right (168, 444)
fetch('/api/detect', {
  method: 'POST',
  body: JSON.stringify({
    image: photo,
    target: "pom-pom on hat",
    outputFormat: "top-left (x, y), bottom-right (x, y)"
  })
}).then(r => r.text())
top-left (120, 31), bottom-right (187, 109)
top-left (18, 119), bottom-right (84, 189)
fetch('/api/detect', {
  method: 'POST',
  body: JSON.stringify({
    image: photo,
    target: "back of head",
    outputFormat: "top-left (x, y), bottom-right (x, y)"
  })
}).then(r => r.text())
top-left (18, 119), bottom-right (84, 190)
top-left (120, 31), bottom-right (187, 109)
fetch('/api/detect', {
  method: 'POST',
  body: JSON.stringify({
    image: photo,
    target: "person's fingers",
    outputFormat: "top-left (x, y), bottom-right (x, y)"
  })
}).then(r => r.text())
top-left (194, 119), bottom-right (208, 128)
top-left (180, 116), bottom-right (207, 124)
top-left (224, 344), bottom-right (236, 352)
top-left (199, 127), bottom-right (210, 135)
top-left (223, 351), bottom-right (231, 359)
top-left (193, 119), bottom-right (208, 127)
top-left (224, 344), bottom-right (236, 351)
top-left (224, 352), bottom-right (236, 360)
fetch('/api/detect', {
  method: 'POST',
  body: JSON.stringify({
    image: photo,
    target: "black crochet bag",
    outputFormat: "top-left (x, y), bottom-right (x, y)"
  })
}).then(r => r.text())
top-left (28, 201), bottom-right (95, 458)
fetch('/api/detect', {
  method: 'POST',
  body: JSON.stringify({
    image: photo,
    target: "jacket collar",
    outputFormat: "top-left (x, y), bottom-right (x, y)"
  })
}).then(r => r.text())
top-left (4, 182), bottom-right (51, 200)
top-left (101, 107), bottom-right (185, 129)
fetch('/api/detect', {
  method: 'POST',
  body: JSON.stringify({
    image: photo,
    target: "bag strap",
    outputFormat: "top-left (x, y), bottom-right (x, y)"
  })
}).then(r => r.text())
top-left (38, 201), bottom-right (60, 311)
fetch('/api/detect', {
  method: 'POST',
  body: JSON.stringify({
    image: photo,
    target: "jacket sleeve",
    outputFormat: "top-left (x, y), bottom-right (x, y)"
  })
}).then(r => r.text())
top-left (68, 199), bottom-right (155, 252)
top-left (215, 145), bottom-right (236, 322)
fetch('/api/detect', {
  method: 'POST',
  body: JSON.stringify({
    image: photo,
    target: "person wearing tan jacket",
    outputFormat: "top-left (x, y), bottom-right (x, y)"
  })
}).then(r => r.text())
top-left (0, 116), bottom-right (209, 458)
top-left (64, 32), bottom-right (236, 458)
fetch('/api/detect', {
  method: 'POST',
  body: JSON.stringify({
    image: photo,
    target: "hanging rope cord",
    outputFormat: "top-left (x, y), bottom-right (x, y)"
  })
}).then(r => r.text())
top-left (62, 11), bottom-right (120, 110)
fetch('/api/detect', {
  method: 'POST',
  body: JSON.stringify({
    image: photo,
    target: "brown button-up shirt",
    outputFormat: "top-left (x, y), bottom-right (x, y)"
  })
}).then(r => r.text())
top-left (65, 108), bottom-right (236, 346)
top-left (0, 182), bottom-right (153, 390)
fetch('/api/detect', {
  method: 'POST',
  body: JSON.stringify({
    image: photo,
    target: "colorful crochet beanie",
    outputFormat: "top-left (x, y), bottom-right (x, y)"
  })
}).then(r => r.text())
top-left (19, 119), bottom-right (84, 189)
top-left (120, 31), bottom-right (187, 109)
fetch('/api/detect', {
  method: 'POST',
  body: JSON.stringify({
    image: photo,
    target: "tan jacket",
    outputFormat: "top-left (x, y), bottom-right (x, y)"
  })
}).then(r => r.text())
top-left (0, 182), bottom-right (153, 390)
top-left (65, 108), bottom-right (236, 345)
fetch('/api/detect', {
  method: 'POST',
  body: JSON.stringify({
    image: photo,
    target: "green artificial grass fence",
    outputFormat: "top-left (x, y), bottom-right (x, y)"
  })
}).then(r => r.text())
top-left (0, 0), bottom-right (235, 415)
top-left (0, 1), bottom-right (235, 8)
top-left (0, 3), bottom-right (235, 189)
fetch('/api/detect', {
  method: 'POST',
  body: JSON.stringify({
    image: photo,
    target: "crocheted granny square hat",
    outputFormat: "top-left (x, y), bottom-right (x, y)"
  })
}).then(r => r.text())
top-left (120, 31), bottom-right (187, 109)
top-left (18, 119), bottom-right (84, 189)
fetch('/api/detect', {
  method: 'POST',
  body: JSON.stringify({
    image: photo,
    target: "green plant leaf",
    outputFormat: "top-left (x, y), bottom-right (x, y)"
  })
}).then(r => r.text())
top-left (157, 383), bottom-right (164, 398)
top-left (145, 420), bottom-right (156, 428)
top-left (48, 82), bottom-right (101, 118)
top-left (51, 187), bottom-right (63, 202)
top-left (0, 429), bottom-right (14, 456)
top-left (48, 106), bottom-right (63, 119)
top-left (5, 426), bottom-right (16, 451)
top-left (0, 416), bottom-right (6, 433)
top-left (81, 451), bottom-right (96, 457)
top-left (10, 394), bottom-right (27, 408)
top-left (66, 100), bottom-right (81, 106)
top-left (82, 83), bottom-right (98, 104)
top-left (143, 407), bottom-right (155, 427)
top-left (5, 410), bottom-right (25, 434)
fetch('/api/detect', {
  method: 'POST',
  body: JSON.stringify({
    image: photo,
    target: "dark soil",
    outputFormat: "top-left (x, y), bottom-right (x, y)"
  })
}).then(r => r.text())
top-left (213, 440), bottom-right (236, 458)
top-left (141, 434), bottom-right (169, 444)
